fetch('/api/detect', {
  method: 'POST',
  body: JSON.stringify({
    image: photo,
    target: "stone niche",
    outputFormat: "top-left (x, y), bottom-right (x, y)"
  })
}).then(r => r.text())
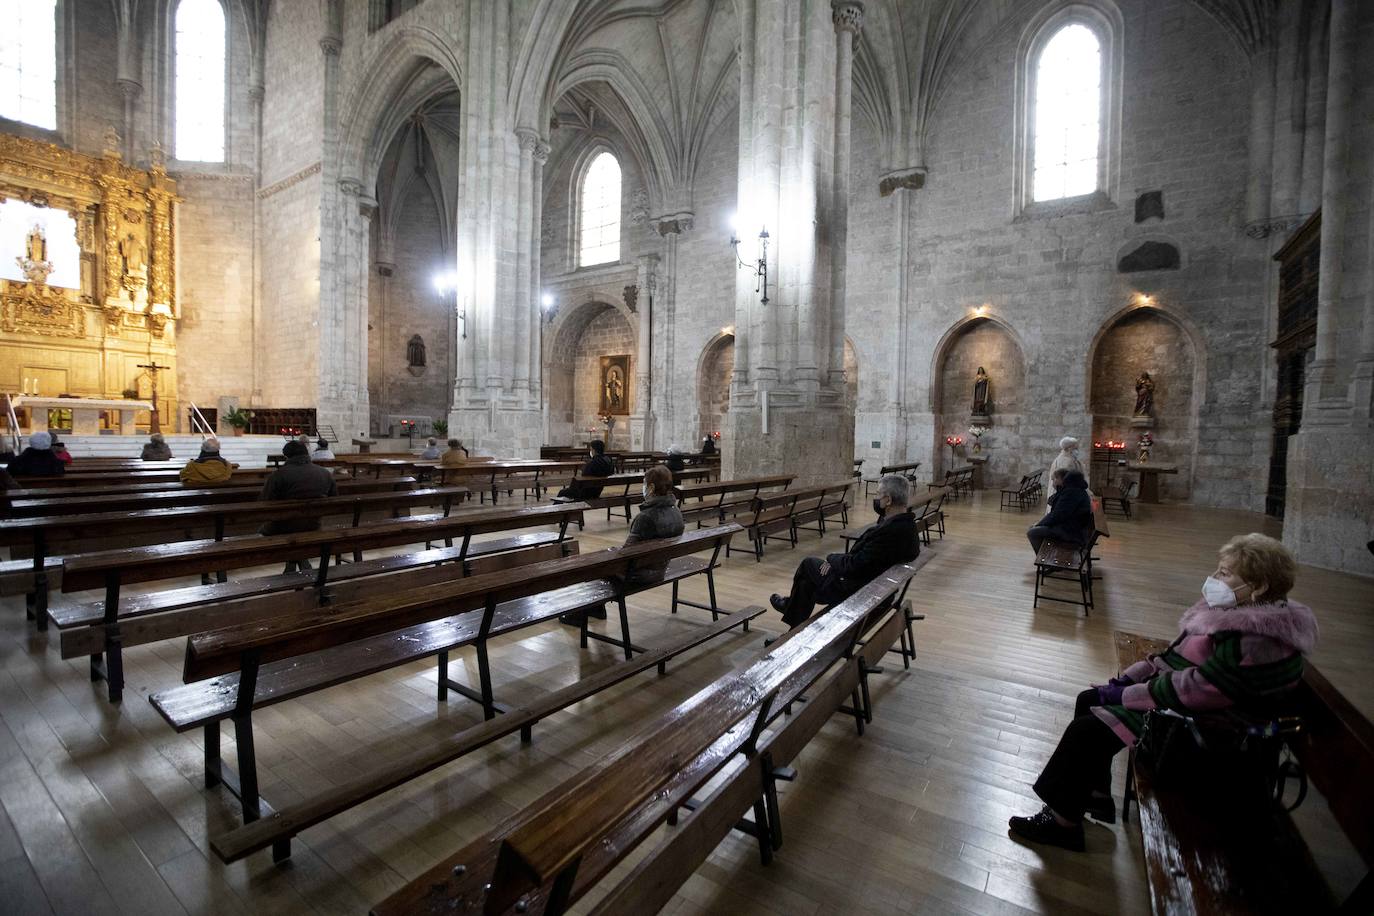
top-left (1090, 309), bottom-right (1197, 500)
top-left (696, 333), bottom-right (734, 444)
top-left (934, 318), bottom-right (1026, 489)
top-left (545, 302), bottom-right (635, 448)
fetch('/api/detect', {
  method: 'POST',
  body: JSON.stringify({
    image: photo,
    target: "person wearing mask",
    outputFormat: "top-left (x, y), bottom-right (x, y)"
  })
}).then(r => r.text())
top-left (179, 438), bottom-right (234, 486)
top-left (50, 437), bottom-right (73, 465)
top-left (664, 444), bottom-right (687, 481)
top-left (557, 439), bottom-right (615, 499)
top-left (1027, 469), bottom-right (1092, 556)
top-left (1009, 534), bottom-right (1317, 851)
top-left (312, 438), bottom-right (335, 461)
top-left (1048, 436), bottom-right (1085, 501)
top-left (419, 437), bottom-right (442, 460)
top-left (769, 474), bottom-right (919, 629)
top-left (258, 439), bottom-right (339, 572)
top-left (141, 433), bottom-right (173, 461)
top-left (562, 464), bottom-right (686, 627)
top-left (439, 438), bottom-right (469, 467)
top-left (8, 432), bottom-right (65, 477)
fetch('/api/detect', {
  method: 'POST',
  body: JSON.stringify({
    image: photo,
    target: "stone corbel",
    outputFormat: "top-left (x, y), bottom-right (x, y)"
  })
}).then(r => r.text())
top-left (655, 213), bottom-right (694, 236)
top-left (878, 166), bottom-right (926, 197)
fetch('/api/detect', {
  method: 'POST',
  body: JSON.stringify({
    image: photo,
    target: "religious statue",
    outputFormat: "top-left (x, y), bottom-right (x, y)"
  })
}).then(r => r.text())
top-left (599, 354), bottom-right (630, 415)
top-left (15, 223), bottom-right (54, 286)
top-left (1134, 371), bottom-right (1155, 417)
top-left (972, 366), bottom-right (991, 417)
top-left (605, 367), bottom-right (624, 408)
top-left (120, 231), bottom-right (148, 283)
top-left (406, 334), bottom-right (426, 368)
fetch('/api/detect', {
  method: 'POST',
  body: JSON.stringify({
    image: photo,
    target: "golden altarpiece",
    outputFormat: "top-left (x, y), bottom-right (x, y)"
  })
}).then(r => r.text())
top-left (0, 130), bottom-right (179, 434)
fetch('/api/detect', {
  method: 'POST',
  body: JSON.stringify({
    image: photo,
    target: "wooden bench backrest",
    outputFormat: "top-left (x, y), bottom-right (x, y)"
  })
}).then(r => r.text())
top-left (879, 462), bottom-right (920, 475)
top-left (6, 476), bottom-right (414, 515)
top-left (59, 502), bottom-right (585, 592)
top-left (462, 559), bottom-right (923, 910)
top-left (673, 475), bottom-right (794, 500)
top-left (183, 523), bottom-right (742, 681)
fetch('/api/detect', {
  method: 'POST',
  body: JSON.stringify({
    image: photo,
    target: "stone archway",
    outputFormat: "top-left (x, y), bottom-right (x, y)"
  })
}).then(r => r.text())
top-left (695, 332), bottom-right (734, 446)
top-left (1088, 307), bottom-right (1201, 501)
top-left (931, 317), bottom-right (1028, 487)
top-left (546, 301), bottom-right (637, 448)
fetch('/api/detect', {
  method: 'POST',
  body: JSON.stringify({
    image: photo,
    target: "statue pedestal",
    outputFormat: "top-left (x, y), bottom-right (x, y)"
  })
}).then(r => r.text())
top-left (968, 413), bottom-right (991, 427)
top-left (968, 455), bottom-right (989, 490)
top-left (1130, 415), bottom-right (1155, 429)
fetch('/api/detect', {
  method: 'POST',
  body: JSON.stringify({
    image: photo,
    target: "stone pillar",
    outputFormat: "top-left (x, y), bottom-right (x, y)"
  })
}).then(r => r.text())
top-left (514, 128), bottom-right (538, 394)
top-left (725, 0), bottom-right (856, 486)
top-left (631, 253), bottom-right (659, 450)
top-left (529, 140), bottom-right (550, 414)
top-left (655, 218), bottom-right (689, 444)
top-left (1354, 129), bottom-right (1374, 419)
top-left (1304, 0), bottom-right (1357, 416)
top-left (1244, 46), bottom-right (1275, 228)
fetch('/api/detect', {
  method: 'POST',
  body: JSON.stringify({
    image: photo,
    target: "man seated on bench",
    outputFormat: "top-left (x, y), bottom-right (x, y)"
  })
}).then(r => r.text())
top-left (179, 437), bottom-right (233, 486)
top-left (1026, 469), bottom-right (1091, 556)
top-left (556, 438), bottom-right (614, 499)
top-left (1008, 533), bottom-right (1318, 851)
top-left (769, 474), bottom-right (918, 629)
top-left (561, 463), bottom-right (685, 628)
top-left (258, 439), bottom-right (339, 573)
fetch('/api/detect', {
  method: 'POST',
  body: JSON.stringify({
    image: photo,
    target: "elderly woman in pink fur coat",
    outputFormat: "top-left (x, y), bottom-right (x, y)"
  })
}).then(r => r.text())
top-left (1009, 532), bottom-right (1318, 851)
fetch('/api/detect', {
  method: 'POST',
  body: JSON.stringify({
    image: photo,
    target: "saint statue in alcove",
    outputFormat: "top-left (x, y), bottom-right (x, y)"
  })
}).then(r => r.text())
top-left (406, 334), bottom-right (426, 368)
top-left (971, 366), bottom-right (992, 420)
top-left (1134, 371), bottom-right (1155, 417)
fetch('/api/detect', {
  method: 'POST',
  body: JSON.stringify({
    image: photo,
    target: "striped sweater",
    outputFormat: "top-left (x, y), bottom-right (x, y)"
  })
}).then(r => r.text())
top-left (1095, 598), bottom-right (1318, 746)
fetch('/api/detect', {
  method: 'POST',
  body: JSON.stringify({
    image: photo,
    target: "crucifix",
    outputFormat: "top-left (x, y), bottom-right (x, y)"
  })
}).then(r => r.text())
top-left (136, 361), bottom-right (170, 435)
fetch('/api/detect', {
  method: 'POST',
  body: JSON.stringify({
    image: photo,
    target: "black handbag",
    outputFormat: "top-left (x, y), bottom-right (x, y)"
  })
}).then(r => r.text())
top-left (1136, 710), bottom-right (1301, 810)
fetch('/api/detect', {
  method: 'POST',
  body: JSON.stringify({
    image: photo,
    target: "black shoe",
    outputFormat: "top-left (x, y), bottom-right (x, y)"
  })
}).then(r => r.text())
top-left (769, 594), bottom-right (789, 613)
top-left (1008, 809), bottom-right (1085, 852)
top-left (299, 558), bottom-right (313, 571)
top-left (1085, 793), bottom-right (1116, 824)
top-left (559, 612), bottom-right (586, 627)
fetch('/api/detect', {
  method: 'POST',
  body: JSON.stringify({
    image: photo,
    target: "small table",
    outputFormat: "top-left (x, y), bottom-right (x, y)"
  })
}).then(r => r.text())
top-left (1126, 462), bottom-right (1178, 504)
top-left (969, 455), bottom-right (989, 490)
top-left (351, 438), bottom-right (378, 454)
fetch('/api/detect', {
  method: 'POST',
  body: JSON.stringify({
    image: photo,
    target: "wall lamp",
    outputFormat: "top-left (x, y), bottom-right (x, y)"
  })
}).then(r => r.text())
top-left (541, 292), bottom-right (559, 324)
top-left (730, 218), bottom-right (770, 305)
top-left (434, 272), bottom-right (467, 339)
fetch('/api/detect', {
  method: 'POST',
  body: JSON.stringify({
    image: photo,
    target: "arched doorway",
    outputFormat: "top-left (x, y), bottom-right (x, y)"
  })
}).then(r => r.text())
top-left (696, 333), bottom-right (734, 446)
top-left (931, 317), bottom-right (1027, 487)
top-left (545, 301), bottom-right (636, 448)
top-left (1088, 307), bottom-right (1201, 501)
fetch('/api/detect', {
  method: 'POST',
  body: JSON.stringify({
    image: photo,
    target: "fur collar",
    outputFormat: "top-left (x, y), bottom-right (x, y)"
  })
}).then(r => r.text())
top-left (1179, 599), bottom-right (1319, 654)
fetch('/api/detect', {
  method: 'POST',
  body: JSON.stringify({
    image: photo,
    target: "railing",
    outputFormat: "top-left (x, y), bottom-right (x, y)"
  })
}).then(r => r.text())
top-left (4, 393), bottom-right (19, 452)
top-left (188, 402), bottom-right (215, 438)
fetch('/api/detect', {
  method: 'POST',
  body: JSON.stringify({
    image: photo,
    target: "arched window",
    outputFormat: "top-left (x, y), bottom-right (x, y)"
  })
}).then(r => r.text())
top-left (0, 0), bottom-right (58, 130)
top-left (1032, 23), bottom-right (1102, 202)
top-left (579, 151), bottom-right (621, 267)
top-left (175, 0), bottom-right (226, 162)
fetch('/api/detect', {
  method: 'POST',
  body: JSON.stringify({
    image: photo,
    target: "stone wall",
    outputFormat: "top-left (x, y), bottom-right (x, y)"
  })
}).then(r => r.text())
top-left (1090, 309), bottom-right (1197, 500)
top-left (571, 307), bottom-right (636, 450)
top-left (935, 320), bottom-right (1027, 489)
top-left (696, 335), bottom-right (734, 443)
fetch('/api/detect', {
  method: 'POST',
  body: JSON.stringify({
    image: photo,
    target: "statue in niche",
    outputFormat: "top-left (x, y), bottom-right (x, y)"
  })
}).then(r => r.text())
top-left (970, 366), bottom-right (992, 425)
top-left (1133, 371), bottom-right (1155, 417)
top-left (406, 334), bottom-right (427, 376)
top-left (16, 223), bottom-right (54, 286)
top-left (119, 231), bottom-right (147, 286)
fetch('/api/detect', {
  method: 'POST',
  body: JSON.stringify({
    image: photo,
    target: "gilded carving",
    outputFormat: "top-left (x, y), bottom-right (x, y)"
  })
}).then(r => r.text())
top-left (2, 283), bottom-right (85, 338)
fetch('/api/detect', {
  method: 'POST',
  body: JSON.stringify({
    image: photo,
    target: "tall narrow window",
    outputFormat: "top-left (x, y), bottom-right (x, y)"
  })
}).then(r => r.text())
top-left (175, 0), bottom-right (226, 162)
top-left (0, 0), bottom-right (57, 130)
top-left (579, 151), bottom-right (621, 266)
top-left (1032, 23), bottom-right (1101, 202)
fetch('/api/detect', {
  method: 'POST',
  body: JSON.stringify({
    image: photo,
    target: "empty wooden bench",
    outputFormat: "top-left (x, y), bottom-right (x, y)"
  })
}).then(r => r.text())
top-left (1032, 500), bottom-right (1110, 615)
top-left (725, 481), bottom-right (853, 562)
top-left (673, 475), bottom-right (795, 528)
top-left (151, 525), bottom-right (742, 832)
top-left (54, 502), bottom-right (586, 701)
top-left (1113, 631), bottom-right (1374, 914)
top-left (370, 554), bottom-right (930, 916)
top-left (1100, 480), bottom-right (1135, 519)
top-left (864, 460), bottom-right (922, 496)
top-left (928, 465), bottom-right (974, 499)
top-left (999, 469), bottom-right (1044, 511)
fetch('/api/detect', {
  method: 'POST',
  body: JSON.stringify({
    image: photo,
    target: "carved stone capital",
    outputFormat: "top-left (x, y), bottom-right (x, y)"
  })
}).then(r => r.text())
top-left (319, 36), bottom-right (342, 57)
top-left (116, 78), bottom-right (143, 101)
top-left (515, 128), bottom-right (540, 155)
top-left (656, 215), bottom-right (693, 236)
top-left (338, 177), bottom-right (365, 197)
top-left (831, 1), bottom-right (865, 35)
top-left (534, 142), bottom-right (551, 165)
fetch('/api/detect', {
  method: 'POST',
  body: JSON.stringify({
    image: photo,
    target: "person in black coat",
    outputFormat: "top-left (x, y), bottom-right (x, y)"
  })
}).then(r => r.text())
top-left (1027, 469), bottom-right (1093, 555)
top-left (558, 439), bottom-right (615, 499)
top-left (770, 474), bottom-right (920, 628)
top-left (7, 431), bottom-right (65, 477)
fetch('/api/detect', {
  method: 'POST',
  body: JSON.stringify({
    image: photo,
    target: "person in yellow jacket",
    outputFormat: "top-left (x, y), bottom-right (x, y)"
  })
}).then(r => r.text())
top-left (179, 438), bottom-right (234, 486)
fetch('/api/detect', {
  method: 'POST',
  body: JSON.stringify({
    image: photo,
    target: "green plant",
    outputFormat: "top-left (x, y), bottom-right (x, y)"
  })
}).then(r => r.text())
top-left (224, 407), bottom-right (254, 429)
top-left (121, 388), bottom-right (139, 399)
top-left (432, 419), bottom-right (448, 436)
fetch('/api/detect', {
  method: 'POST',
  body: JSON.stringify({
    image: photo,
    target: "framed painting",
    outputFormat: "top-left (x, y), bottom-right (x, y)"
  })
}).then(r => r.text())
top-left (599, 354), bottom-right (630, 415)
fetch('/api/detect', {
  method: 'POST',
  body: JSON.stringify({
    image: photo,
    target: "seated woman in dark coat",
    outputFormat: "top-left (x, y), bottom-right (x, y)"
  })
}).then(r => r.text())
top-left (557, 439), bottom-right (615, 499)
top-left (1026, 469), bottom-right (1092, 555)
top-left (1009, 533), bottom-right (1317, 851)
top-left (8, 432), bottom-right (65, 477)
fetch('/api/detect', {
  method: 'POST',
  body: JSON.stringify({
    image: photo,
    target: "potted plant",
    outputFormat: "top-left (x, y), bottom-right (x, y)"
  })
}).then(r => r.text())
top-left (121, 388), bottom-right (139, 400)
top-left (968, 425), bottom-right (987, 454)
top-left (224, 407), bottom-right (254, 436)
top-left (433, 419), bottom-right (448, 436)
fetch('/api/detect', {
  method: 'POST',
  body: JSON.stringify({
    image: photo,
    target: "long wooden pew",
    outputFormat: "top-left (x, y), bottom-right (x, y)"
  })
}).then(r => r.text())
top-left (4, 474), bottom-right (413, 515)
top-left (371, 553), bottom-right (930, 915)
top-left (14, 466), bottom-right (277, 487)
top-left (673, 474), bottom-right (795, 527)
top-left (56, 502), bottom-right (587, 701)
top-left (429, 461), bottom-right (583, 501)
top-left (150, 525), bottom-right (742, 832)
top-left (726, 481), bottom-right (854, 561)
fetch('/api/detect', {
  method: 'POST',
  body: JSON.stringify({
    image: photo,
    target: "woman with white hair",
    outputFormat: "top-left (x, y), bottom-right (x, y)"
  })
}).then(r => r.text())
top-left (8, 431), bottom-right (65, 477)
top-left (1048, 436), bottom-right (1085, 501)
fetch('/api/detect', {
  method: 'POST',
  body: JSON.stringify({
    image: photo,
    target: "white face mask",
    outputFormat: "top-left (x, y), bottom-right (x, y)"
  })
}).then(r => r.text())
top-left (642, 484), bottom-right (649, 500)
top-left (1202, 575), bottom-right (1238, 609)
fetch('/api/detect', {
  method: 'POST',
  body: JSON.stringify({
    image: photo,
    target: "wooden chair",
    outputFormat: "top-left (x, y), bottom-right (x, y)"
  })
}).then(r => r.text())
top-left (1032, 502), bottom-right (1110, 616)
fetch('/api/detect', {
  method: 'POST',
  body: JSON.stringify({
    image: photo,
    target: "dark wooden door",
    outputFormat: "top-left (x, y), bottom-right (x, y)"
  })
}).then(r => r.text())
top-left (1267, 213), bottom-right (1320, 519)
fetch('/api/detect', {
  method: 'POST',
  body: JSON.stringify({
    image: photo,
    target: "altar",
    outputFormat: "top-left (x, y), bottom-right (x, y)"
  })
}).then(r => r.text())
top-left (15, 396), bottom-right (153, 435)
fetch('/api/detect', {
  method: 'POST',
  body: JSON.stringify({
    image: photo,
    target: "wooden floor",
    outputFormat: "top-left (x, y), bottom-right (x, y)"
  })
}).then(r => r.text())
top-left (1, 492), bottom-right (1371, 915)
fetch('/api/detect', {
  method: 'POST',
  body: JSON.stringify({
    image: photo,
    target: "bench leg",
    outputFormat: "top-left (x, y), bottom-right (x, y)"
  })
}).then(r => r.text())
top-left (706, 569), bottom-right (721, 624)
top-left (436, 650), bottom-right (449, 702)
top-left (232, 714), bottom-right (261, 822)
top-left (1122, 750), bottom-right (1136, 824)
top-left (204, 723), bottom-right (222, 788)
top-left (104, 633), bottom-right (124, 704)
top-left (475, 641), bottom-right (496, 721)
top-left (670, 580), bottom-right (679, 615)
top-left (615, 596), bottom-right (632, 661)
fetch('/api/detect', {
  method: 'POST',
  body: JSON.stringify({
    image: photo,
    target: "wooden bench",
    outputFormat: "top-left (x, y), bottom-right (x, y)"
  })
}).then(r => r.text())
top-left (1032, 500), bottom-right (1110, 615)
top-left (13, 466), bottom-right (276, 487)
top-left (999, 469), bottom-right (1044, 511)
top-left (552, 472), bottom-right (645, 523)
top-left (1113, 631), bottom-right (1374, 914)
top-left (55, 502), bottom-right (587, 701)
top-left (1100, 480), bottom-right (1135, 519)
top-left (3, 474), bottom-right (414, 516)
top-left (726, 482), bottom-right (853, 562)
top-left (2, 482), bottom-right (462, 629)
top-left (370, 553), bottom-right (931, 915)
top-left (429, 460), bottom-right (582, 502)
top-left (928, 465), bottom-right (974, 499)
top-left (864, 460), bottom-right (922, 496)
top-left (672, 475), bottom-right (795, 527)
top-left (839, 487), bottom-right (947, 554)
top-left (152, 525), bottom-right (742, 832)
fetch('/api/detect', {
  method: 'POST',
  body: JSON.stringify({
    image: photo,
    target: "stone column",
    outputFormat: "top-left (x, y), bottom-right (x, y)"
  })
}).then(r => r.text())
top-left (1243, 46), bottom-right (1275, 229)
top-left (529, 141), bottom-right (550, 412)
top-left (631, 253), bottom-right (659, 450)
top-left (655, 218), bottom-right (689, 443)
top-left (1304, 0), bottom-right (1357, 416)
top-left (726, 0), bottom-right (855, 486)
top-left (1355, 145), bottom-right (1374, 419)
top-left (514, 128), bottom-right (538, 394)
top-left (829, 2), bottom-right (863, 390)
